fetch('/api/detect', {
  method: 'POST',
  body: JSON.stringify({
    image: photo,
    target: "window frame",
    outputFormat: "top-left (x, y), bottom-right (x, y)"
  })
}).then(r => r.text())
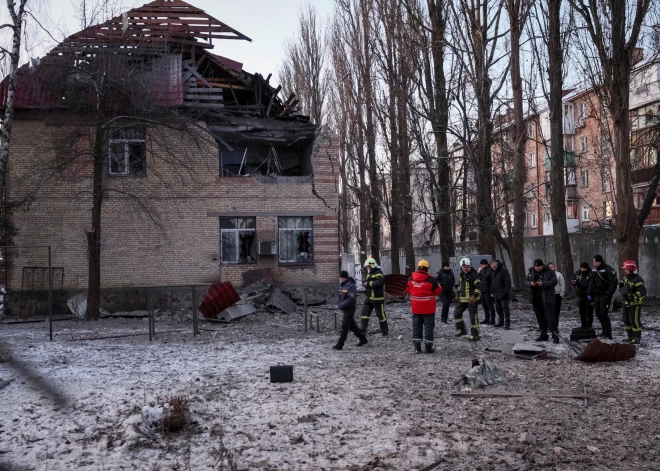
top-left (527, 122), bottom-right (536, 139)
top-left (278, 216), bottom-right (314, 265)
top-left (580, 169), bottom-right (589, 188)
top-left (579, 136), bottom-right (588, 154)
top-left (578, 102), bottom-right (587, 120)
top-left (531, 212), bottom-right (538, 228)
top-left (601, 168), bottom-right (611, 193)
top-left (528, 152), bottom-right (536, 168)
top-left (107, 127), bottom-right (147, 177)
top-left (581, 205), bottom-right (590, 222)
top-left (219, 217), bottom-right (257, 265)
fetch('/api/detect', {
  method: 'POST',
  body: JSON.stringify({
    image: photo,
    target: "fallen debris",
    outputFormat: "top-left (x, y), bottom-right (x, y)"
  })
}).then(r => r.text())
top-left (100, 310), bottom-right (152, 319)
top-left (267, 288), bottom-right (297, 313)
top-left (574, 338), bottom-right (637, 362)
top-left (451, 392), bottom-right (608, 399)
top-left (199, 282), bottom-right (241, 319)
top-left (0, 378), bottom-right (15, 390)
top-left (242, 267), bottom-right (274, 287)
top-left (517, 432), bottom-right (536, 445)
top-left (67, 292), bottom-right (87, 318)
top-left (454, 360), bottom-right (507, 392)
top-left (384, 274), bottom-right (409, 301)
top-left (217, 303), bottom-right (256, 321)
top-left (501, 331), bottom-right (524, 355)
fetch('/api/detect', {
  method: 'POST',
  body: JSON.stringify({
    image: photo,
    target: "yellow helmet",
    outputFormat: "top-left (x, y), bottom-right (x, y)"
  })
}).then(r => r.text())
top-left (364, 258), bottom-right (378, 268)
top-left (418, 259), bottom-right (430, 269)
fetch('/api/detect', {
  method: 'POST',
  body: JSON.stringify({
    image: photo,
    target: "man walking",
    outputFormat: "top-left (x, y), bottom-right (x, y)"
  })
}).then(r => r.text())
top-left (333, 271), bottom-right (368, 350)
top-left (547, 262), bottom-right (565, 323)
top-left (587, 254), bottom-right (617, 340)
top-left (360, 258), bottom-right (389, 336)
top-left (478, 259), bottom-right (495, 325)
top-left (407, 260), bottom-right (442, 353)
top-left (571, 262), bottom-right (593, 329)
top-left (490, 259), bottom-right (512, 329)
top-left (619, 260), bottom-right (646, 344)
top-left (525, 259), bottom-right (559, 343)
top-left (454, 258), bottom-right (482, 341)
top-left (435, 261), bottom-right (455, 324)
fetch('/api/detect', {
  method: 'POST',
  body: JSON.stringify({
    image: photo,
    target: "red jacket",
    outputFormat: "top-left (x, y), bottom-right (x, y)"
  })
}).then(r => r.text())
top-left (407, 270), bottom-right (442, 315)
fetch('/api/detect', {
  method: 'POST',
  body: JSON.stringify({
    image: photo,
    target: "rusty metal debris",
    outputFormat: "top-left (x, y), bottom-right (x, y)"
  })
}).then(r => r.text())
top-left (267, 288), bottom-right (297, 314)
top-left (574, 338), bottom-right (637, 362)
top-left (384, 274), bottom-right (409, 303)
top-left (199, 282), bottom-right (241, 319)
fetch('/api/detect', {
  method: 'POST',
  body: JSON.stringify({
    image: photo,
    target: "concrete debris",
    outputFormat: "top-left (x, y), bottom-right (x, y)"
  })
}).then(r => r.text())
top-left (0, 378), bottom-right (15, 390)
top-left (242, 267), bottom-right (274, 287)
top-left (240, 280), bottom-right (272, 296)
top-left (267, 288), bottom-right (297, 313)
top-left (587, 445), bottom-right (600, 453)
top-left (518, 432), bottom-right (536, 445)
top-left (289, 288), bottom-right (327, 306)
top-left (218, 303), bottom-right (257, 322)
top-left (501, 331), bottom-right (524, 355)
top-left (554, 447), bottom-right (563, 455)
top-left (454, 360), bottom-right (507, 392)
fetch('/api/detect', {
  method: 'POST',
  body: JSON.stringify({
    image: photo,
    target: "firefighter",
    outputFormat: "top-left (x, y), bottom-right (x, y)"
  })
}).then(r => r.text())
top-left (587, 254), bottom-right (617, 340)
top-left (618, 260), bottom-right (647, 344)
top-left (571, 262), bottom-right (594, 329)
top-left (453, 258), bottom-right (482, 341)
top-left (478, 259), bottom-right (495, 325)
top-left (525, 259), bottom-right (559, 343)
top-left (407, 259), bottom-right (442, 353)
top-left (435, 261), bottom-right (455, 324)
top-left (360, 258), bottom-right (389, 336)
top-left (333, 270), bottom-right (368, 350)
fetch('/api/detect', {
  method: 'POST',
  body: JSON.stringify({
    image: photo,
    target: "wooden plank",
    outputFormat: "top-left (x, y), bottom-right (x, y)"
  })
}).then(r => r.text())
top-left (183, 63), bottom-right (213, 88)
top-left (183, 95), bottom-right (224, 101)
top-left (450, 392), bottom-right (609, 399)
top-left (266, 85), bottom-right (282, 117)
top-left (195, 53), bottom-right (208, 68)
top-left (184, 87), bottom-right (222, 93)
top-left (182, 102), bottom-right (225, 109)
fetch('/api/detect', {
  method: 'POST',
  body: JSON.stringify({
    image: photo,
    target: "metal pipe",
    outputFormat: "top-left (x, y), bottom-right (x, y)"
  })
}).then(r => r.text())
top-left (48, 246), bottom-right (53, 341)
top-left (316, 311), bottom-right (320, 333)
top-left (148, 289), bottom-right (153, 342)
top-left (192, 285), bottom-right (198, 337)
top-left (304, 291), bottom-right (308, 332)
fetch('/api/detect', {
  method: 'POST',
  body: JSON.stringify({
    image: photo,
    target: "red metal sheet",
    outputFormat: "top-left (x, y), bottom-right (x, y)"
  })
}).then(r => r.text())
top-left (384, 274), bottom-right (409, 298)
top-left (199, 282), bottom-right (240, 319)
top-left (574, 338), bottom-right (636, 362)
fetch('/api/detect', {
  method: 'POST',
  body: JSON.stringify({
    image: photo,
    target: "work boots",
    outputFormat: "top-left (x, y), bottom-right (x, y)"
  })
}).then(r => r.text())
top-left (504, 318), bottom-right (511, 330)
top-left (489, 317), bottom-right (496, 326)
top-left (552, 333), bottom-right (560, 344)
top-left (495, 316), bottom-right (504, 328)
top-left (332, 343), bottom-right (344, 350)
top-left (536, 333), bottom-right (549, 342)
top-left (414, 342), bottom-right (422, 354)
top-left (455, 330), bottom-right (466, 337)
top-left (357, 337), bottom-right (368, 347)
top-left (424, 344), bottom-right (435, 354)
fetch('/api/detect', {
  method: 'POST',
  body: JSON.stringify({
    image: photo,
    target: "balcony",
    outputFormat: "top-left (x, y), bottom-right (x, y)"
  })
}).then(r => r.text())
top-left (544, 151), bottom-right (576, 169)
top-left (632, 166), bottom-right (656, 185)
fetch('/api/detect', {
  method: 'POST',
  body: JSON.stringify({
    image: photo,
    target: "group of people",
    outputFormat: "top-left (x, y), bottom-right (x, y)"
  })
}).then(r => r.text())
top-left (334, 253), bottom-right (648, 353)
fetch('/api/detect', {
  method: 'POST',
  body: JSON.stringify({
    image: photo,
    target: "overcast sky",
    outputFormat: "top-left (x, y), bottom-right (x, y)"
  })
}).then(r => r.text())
top-left (22, 0), bottom-right (335, 81)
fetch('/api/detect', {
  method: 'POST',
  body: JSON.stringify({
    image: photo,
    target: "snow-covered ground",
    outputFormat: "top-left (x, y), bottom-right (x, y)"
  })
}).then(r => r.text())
top-left (2, 296), bottom-right (660, 470)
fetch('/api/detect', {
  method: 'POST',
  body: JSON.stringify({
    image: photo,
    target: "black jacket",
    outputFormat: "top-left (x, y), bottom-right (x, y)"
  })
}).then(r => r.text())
top-left (435, 268), bottom-right (456, 296)
top-left (364, 267), bottom-right (386, 304)
top-left (588, 263), bottom-right (617, 298)
top-left (490, 262), bottom-right (511, 301)
top-left (525, 266), bottom-right (558, 305)
top-left (479, 266), bottom-right (493, 293)
top-left (338, 278), bottom-right (357, 310)
top-left (619, 273), bottom-right (646, 306)
top-left (458, 267), bottom-right (481, 303)
top-left (572, 269), bottom-right (591, 299)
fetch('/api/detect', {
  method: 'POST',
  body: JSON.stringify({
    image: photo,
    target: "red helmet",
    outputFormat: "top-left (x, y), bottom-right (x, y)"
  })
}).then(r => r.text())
top-left (622, 260), bottom-right (637, 271)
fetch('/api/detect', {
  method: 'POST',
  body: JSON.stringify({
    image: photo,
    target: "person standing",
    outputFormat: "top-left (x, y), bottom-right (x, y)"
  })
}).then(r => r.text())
top-left (587, 254), bottom-right (617, 340)
top-left (547, 262), bottom-right (565, 324)
top-left (435, 261), bottom-right (455, 324)
top-left (525, 259), bottom-right (559, 343)
top-left (478, 259), bottom-right (495, 325)
top-left (407, 260), bottom-right (442, 353)
top-left (360, 258), bottom-right (389, 336)
top-left (571, 262), bottom-right (594, 329)
top-left (490, 259), bottom-right (512, 329)
top-left (453, 258), bottom-right (482, 341)
top-left (333, 271), bottom-right (368, 350)
top-left (618, 260), bottom-right (647, 344)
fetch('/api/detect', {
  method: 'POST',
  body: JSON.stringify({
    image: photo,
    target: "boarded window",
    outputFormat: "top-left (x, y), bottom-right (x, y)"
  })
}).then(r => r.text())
top-left (278, 217), bottom-right (313, 264)
top-left (108, 127), bottom-right (146, 176)
top-left (220, 218), bottom-right (257, 264)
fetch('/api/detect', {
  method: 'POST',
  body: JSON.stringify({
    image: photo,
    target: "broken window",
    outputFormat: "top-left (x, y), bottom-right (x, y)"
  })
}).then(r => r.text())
top-left (108, 127), bottom-right (146, 176)
top-left (220, 218), bottom-right (257, 264)
top-left (220, 142), bottom-right (314, 177)
top-left (278, 217), bottom-right (313, 264)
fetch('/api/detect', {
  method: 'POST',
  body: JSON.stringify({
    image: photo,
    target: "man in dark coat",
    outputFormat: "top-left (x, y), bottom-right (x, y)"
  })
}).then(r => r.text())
top-left (490, 260), bottom-right (512, 329)
top-left (333, 271), bottom-right (368, 350)
top-left (478, 259), bottom-right (495, 325)
top-left (571, 262), bottom-right (593, 328)
top-left (525, 259), bottom-right (559, 343)
top-left (587, 254), bottom-right (617, 340)
top-left (435, 261), bottom-right (455, 324)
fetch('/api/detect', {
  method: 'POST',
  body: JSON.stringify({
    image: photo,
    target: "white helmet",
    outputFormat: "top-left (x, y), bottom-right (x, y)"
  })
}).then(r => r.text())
top-left (460, 257), bottom-right (471, 267)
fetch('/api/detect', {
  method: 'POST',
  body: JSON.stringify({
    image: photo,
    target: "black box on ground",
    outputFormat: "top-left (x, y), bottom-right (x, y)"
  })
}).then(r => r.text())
top-left (570, 327), bottom-right (597, 342)
top-left (270, 365), bottom-right (293, 383)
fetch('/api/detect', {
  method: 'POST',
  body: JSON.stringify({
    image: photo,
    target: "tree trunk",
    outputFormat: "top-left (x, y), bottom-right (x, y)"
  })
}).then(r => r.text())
top-left (547, 0), bottom-right (573, 286)
top-left (507, 1), bottom-right (527, 288)
top-left (0, 0), bottom-right (27, 202)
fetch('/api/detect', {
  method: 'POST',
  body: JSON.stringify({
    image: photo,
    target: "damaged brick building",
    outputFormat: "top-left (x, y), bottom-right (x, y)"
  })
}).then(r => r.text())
top-left (0, 0), bottom-right (339, 313)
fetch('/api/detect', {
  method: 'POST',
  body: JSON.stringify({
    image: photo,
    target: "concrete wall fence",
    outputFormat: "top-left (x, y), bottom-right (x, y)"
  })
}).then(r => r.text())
top-left (380, 227), bottom-right (660, 297)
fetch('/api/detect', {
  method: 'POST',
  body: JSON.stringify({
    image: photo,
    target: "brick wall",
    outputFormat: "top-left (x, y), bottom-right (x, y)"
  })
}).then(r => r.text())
top-left (6, 112), bottom-right (340, 293)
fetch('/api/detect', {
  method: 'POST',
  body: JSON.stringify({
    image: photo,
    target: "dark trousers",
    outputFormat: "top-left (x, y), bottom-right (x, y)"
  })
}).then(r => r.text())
top-left (454, 302), bottom-right (479, 337)
top-left (360, 302), bottom-right (388, 334)
top-left (622, 304), bottom-right (642, 340)
top-left (593, 295), bottom-right (612, 337)
top-left (532, 300), bottom-right (557, 336)
top-left (439, 293), bottom-right (452, 322)
top-left (554, 295), bottom-right (563, 323)
top-left (481, 293), bottom-right (494, 322)
top-left (337, 307), bottom-right (364, 346)
top-left (577, 298), bottom-right (594, 328)
top-left (495, 297), bottom-right (511, 325)
top-left (412, 313), bottom-right (436, 345)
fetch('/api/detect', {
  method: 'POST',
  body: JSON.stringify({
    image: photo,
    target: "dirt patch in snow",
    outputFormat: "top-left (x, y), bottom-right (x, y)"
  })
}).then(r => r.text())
top-left (2, 296), bottom-right (660, 470)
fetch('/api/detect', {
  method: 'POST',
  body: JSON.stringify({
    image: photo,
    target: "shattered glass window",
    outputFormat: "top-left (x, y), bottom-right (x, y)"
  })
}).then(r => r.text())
top-left (220, 218), bottom-right (257, 264)
top-left (108, 127), bottom-right (146, 176)
top-left (278, 217), bottom-right (313, 264)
